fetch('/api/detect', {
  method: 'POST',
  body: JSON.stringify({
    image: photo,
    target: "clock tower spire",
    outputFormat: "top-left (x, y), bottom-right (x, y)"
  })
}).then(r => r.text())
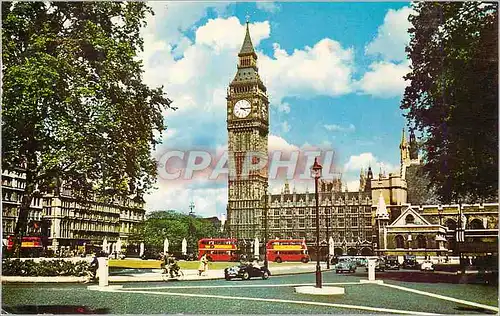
top-left (226, 21), bottom-right (269, 241)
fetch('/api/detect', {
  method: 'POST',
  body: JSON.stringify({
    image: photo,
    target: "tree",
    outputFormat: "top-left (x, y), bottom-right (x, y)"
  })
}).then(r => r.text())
top-left (405, 165), bottom-right (440, 205)
top-left (134, 210), bottom-right (221, 253)
top-left (2, 2), bottom-right (174, 250)
top-left (401, 2), bottom-right (498, 203)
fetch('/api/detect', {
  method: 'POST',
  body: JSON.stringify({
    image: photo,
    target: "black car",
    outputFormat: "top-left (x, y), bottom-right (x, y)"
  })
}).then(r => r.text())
top-left (385, 256), bottom-right (400, 270)
top-left (224, 264), bottom-right (271, 280)
top-left (402, 255), bottom-right (418, 269)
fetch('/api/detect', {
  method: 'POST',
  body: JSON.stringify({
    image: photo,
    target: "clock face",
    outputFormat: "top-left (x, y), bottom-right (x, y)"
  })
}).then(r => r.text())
top-left (261, 105), bottom-right (267, 118)
top-left (233, 99), bottom-right (251, 118)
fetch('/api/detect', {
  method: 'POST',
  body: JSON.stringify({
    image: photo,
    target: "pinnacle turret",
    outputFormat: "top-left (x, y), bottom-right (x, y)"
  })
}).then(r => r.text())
top-left (238, 21), bottom-right (256, 57)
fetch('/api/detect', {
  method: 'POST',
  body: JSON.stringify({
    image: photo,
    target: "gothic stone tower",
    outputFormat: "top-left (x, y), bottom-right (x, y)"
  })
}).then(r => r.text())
top-left (227, 22), bottom-right (269, 240)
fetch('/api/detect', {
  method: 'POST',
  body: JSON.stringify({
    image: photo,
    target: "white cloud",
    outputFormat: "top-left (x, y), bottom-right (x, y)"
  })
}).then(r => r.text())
top-left (277, 102), bottom-right (291, 113)
top-left (355, 60), bottom-right (410, 98)
top-left (343, 152), bottom-right (397, 176)
top-left (258, 39), bottom-right (355, 106)
top-left (281, 121), bottom-right (291, 133)
top-left (145, 185), bottom-right (227, 218)
top-left (144, 2), bottom-right (231, 48)
top-left (256, 2), bottom-right (280, 13)
top-left (268, 134), bottom-right (300, 153)
top-left (346, 180), bottom-right (360, 192)
top-left (324, 123), bottom-right (355, 133)
top-left (365, 6), bottom-right (414, 62)
top-left (196, 18), bottom-right (270, 53)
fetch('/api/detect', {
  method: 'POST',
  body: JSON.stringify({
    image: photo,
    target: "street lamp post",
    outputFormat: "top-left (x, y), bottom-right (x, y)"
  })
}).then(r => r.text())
top-left (263, 184), bottom-right (269, 269)
top-left (311, 157), bottom-right (323, 288)
top-left (326, 208), bottom-right (330, 269)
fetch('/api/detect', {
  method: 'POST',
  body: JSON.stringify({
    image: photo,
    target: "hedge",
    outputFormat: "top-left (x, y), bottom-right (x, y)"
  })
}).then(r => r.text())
top-left (2, 259), bottom-right (89, 276)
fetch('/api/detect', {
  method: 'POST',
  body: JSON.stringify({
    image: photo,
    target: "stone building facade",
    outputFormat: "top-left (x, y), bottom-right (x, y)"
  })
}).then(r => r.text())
top-left (226, 21), bottom-right (269, 240)
top-left (226, 22), bottom-right (498, 259)
top-left (2, 168), bottom-right (145, 252)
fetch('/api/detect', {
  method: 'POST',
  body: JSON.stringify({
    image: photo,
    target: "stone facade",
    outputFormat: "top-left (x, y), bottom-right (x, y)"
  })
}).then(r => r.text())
top-left (1, 168), bottom-right (145, 252)
top-left (226, 22), bottom-right (269, 240)
top-left (225, 25), bottom-right (498, 259)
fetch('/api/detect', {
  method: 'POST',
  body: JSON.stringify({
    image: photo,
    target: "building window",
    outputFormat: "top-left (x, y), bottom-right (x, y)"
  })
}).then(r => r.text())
top-left (352, 217), bottom-right (358, 227)
top-left (395, 235), bottom-right (405, 248)
top-left (298, 218), bottom-right (305, 228)
top-left (417, 235), bottom-right (426, 248)
top-left (469, 219), bottom-right (484, 229)
top-left (338, 218), bottom-right (344, 227)
top-left (445, 219), bottom-right (457, 230)
top-left (405, 214), bottom-right (415, 225)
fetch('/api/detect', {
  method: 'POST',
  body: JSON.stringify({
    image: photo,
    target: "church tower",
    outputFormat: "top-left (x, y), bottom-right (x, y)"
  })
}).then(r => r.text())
top-left (226, 21), bottom-right (269, 240)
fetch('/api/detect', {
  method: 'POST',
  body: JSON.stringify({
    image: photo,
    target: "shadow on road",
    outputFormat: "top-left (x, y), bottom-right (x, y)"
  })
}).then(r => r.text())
top-left (3, 305), bottom-right (109, 314)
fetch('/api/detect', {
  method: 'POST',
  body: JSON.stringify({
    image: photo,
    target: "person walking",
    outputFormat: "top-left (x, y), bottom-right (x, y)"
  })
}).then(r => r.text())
top-left (198, 254), bottom-right (208, 276)
top-left (84, 253), bottom-right (99, 284)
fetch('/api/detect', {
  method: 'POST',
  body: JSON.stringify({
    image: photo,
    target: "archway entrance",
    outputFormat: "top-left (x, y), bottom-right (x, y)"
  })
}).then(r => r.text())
top-left (347, 247), bottom-right (357, 256)
top-left (360, 247), bottom-right (372, 256)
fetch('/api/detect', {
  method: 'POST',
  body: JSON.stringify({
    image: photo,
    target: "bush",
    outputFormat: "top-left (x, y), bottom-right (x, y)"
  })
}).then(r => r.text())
top-left (2, 259), bottom-right (90, 276)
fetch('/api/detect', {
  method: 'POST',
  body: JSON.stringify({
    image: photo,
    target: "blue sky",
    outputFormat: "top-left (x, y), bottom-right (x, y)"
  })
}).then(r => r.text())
top-left (140, 2), bottom-right (414, 217)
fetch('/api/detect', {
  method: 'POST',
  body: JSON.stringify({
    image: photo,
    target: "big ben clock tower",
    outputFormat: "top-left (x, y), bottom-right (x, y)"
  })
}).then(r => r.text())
top-left (227, 21), bottom-right (269, 240)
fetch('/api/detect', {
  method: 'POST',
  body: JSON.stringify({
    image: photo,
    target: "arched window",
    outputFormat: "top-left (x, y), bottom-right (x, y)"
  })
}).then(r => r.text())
top-left (469, 219), bottom-right (484, 229)
top-left (405, 214), bottom-right (415, 225)
top-left (417, 235), bottom-right (426, 248)
top-left (395, 235), bottom-right (405, 248)
top-left (445, 219), bottom-right (457, 230)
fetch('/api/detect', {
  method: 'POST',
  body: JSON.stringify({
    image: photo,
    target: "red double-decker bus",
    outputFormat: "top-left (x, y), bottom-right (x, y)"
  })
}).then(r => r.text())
top-left (6, 236), bottom-right (44, 257)
top-left (198, 238), bottom-right (239, 262)
top-left (266, 239), bottom-right (309, 263)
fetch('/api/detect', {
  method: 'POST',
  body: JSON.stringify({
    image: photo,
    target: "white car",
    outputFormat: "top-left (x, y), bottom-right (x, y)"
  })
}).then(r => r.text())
top-left (420, 261), bottom-right (434, 271)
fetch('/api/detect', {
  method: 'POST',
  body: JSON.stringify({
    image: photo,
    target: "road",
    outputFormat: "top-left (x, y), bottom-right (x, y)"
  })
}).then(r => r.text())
top-left (3, 269), bottom-right (498, 314)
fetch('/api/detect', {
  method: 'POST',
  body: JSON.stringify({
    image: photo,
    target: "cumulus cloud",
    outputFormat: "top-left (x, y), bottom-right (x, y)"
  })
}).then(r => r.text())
top-left (365, 6), bottom-right (414, 62)
top-left (346, 180), bottom-right (360, 192)
top-left (145, 185), bottom-right (227, 217)
top-left (343, 152), bottom-right (397, 177)
top-left (355, 60), bottom-right (410, 98)
top-left (324, 123), bottom-right (355, 133)
top-left (258, 39), bottom-right (355, 107)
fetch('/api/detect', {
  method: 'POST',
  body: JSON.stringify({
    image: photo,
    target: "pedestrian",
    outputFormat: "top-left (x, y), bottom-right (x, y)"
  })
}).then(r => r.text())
top-left (84, 253), bottom-right (99, 284)
top-left (198, 254), bottom-right (208, 276)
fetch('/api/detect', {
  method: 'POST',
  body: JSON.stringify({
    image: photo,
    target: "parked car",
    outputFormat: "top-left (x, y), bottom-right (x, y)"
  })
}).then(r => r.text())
top-left (402, 255), bottom-right (418, 269)
top-left (356, 257), bottom-right (368, 267)
top-left (385, 256), bottom-right (400, 270)
top-left (108, 252), bottom-right (126, 260)
top-left (335, 259), bottom-right (357, 273)
top-left (224, 264), bottom-right (271, 280)
top-left (420, 260), bottom-right (434, 271)
top-left (365, 258), bottom-right (386, 272)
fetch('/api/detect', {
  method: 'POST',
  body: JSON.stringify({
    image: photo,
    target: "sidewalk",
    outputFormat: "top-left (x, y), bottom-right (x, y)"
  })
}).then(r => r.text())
top-left (2, 263), bottom-right (330, 283)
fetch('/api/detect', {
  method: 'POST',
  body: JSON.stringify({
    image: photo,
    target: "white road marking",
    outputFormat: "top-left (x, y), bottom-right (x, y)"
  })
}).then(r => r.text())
top-left (99, 287), bottom-right (439, 315)
top-left (123, 282), bottom-right (360, 290)
top-left (381, 283), bottom-right (498, 313)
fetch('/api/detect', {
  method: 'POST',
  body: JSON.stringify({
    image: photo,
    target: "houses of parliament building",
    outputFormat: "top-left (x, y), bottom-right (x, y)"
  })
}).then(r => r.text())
top-left (226, 22), bottom-right (498, 258)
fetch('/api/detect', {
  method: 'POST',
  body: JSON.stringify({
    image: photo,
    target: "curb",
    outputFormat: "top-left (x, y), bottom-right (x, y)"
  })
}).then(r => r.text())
top-left (2, 268), bottom-right (323, 284)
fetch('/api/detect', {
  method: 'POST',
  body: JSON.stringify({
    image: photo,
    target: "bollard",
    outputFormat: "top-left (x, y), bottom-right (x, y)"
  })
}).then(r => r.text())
top-left (367, 258), bottom-right (376, 281)
top-left (97, 257), bottom-right (109, 287)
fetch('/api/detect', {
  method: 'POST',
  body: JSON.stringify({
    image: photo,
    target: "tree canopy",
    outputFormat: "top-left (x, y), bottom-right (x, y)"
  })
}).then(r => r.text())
top-left (2, 2), bottom-right (174, 237)
top-left (130, 210), bottom-right (222, 252)
top-left (401, 2), bottom-right (498, 203)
